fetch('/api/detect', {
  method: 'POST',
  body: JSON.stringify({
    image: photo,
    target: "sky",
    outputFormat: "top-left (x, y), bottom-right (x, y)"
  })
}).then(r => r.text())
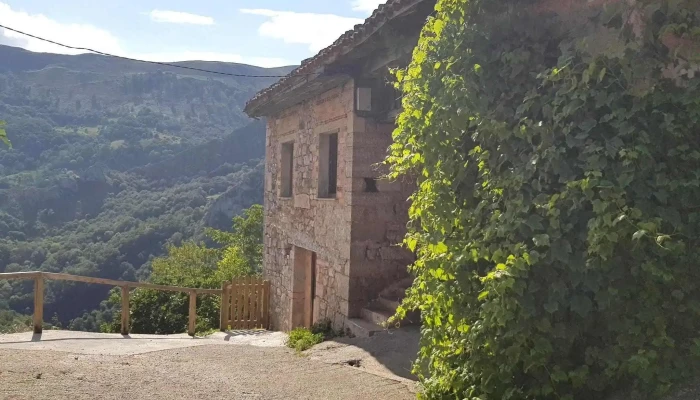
top-left (0, 0), bottom-right (388, 68)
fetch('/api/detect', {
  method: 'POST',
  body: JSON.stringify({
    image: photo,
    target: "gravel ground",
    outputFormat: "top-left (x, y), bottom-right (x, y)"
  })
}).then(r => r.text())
top-left (306, 326), bottom-right (421, 384)
top-left (0, 333), bottom-right (416, 400)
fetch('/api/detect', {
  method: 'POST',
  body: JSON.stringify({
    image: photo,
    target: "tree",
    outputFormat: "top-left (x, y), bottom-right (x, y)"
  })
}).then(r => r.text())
top-left (103, 204), bottom-right (264, 334)
top-left (388, 1), bottom-right (700, 399)
top-left (127, 242), bottom-right (221, 334)
top-left (0, 46), bottom-right (275, 331)
top-left (207, 204), bottom-right (263, 279)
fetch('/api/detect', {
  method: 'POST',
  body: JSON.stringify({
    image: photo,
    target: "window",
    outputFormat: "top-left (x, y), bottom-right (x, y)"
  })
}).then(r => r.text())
top-left (355, 77), bottom-right (402, 120)
top-left (356, 87), bottom-right (372, 113)
top-left (318, 132), bottom-right (338, 198)
top-left (281, 141), bottom-right (294, 198)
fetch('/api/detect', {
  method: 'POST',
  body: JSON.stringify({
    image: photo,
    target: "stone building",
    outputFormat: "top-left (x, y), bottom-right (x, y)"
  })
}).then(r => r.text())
top-left (244, 0), bottom-right (435, 334)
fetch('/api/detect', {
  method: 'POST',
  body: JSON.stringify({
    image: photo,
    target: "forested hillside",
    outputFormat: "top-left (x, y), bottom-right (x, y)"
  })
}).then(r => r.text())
top-left (0, 45), bottom-right (288, 329)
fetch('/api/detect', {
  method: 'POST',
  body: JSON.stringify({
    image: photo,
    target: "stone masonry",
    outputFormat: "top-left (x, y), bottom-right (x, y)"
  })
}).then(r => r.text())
top-left (263, 80), bottom-right (414, 331)
top-left (247, 0), bottom-right (437, 332)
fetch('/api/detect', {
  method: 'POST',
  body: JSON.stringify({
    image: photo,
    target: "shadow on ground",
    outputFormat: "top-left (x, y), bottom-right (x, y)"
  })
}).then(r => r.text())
top-left (221, 329), bottom-right (270, 341)
top-left (307, 325), bottom-right (421, 381)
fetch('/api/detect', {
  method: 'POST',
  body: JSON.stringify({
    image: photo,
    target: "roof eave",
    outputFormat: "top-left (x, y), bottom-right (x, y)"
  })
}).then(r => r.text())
top-left (244, 69), bottom-right (321, 118)
top-left (243, 0), bottom-right (428, 118)
top-left (245, 69), bottom-right (354, 118)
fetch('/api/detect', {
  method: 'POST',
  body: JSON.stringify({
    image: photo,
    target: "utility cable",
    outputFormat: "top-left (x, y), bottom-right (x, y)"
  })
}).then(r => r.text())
top-left (0, 23), bottom-right (311, 78)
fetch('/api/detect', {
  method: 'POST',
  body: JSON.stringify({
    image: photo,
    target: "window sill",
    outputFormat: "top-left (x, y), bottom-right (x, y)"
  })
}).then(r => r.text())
top-left (316, 197), bottom-right (338, 201)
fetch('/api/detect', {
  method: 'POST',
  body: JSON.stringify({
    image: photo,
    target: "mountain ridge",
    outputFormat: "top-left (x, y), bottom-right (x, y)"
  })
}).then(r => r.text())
top-left (0, 44), bottom-right (295, 78)
top-left (0, 43), bottom-right (280, 330)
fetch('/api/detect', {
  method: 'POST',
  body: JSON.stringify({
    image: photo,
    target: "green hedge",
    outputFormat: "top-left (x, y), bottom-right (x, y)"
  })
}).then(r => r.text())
top-left (388, 1), bottom-right (700, 398)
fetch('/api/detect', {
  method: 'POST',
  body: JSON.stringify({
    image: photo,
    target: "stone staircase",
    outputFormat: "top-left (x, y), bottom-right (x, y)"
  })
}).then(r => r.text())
top-left (346, 277), bottom-right (419, 337)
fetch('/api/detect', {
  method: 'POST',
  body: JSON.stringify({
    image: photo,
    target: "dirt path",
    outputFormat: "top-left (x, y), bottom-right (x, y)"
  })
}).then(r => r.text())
top-left (0, 332), bottom-right (416, 400)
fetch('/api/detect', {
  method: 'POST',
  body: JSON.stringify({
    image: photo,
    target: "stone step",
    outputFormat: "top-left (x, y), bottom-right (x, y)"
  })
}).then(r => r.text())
top-left (370, 297), bottom-right (421, 326)
top-left (378, 277), bottom-right (414, 301)
top-left (345, 318), bottom-right (383, 338)
top-left (361, 307), bottom-right (395, 326)
top-left (376, 296), bottom-right (401, 312)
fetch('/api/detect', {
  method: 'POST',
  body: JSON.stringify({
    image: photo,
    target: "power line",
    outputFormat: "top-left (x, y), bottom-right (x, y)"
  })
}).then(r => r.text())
top-left (0, 23), bottom-right (309, 79)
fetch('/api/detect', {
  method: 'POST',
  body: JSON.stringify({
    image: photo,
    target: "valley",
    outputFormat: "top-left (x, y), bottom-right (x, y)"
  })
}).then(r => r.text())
top-left (0, 45), bottom-right (290, 330)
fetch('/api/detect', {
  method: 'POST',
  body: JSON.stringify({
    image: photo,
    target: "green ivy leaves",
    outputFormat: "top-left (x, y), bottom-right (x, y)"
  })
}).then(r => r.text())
top-left (388, 0), bottom-right (700, 399)
top-left (532, 234), bottom-right (550, 247)
top-left (0, 120), bottom-right (10, 148)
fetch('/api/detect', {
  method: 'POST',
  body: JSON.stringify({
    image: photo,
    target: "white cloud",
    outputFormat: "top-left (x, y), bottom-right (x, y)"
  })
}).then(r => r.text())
top-left (148, 10), bottom-right (215, 26)
top-left (351, 0), bottom-right (387, 14)
top-left (0, 2), bottom-right (123, 55)
top-left (0, 3), bottom-right (289, 68)
top-left (241, 8), bottom-right (363, 53)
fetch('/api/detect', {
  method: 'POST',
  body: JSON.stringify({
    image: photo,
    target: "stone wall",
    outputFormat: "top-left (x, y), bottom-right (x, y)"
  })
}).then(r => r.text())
top-left (348, 116), bottom-right (414, 315)
top-left (263, 79), bottom-right (415, 330)
top-left (263, 82), bottom-right (355, 331)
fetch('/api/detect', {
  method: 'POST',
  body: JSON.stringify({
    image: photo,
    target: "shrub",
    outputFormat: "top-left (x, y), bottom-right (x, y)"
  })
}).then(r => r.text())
top-left (286, 327), bottom-right (323, 352)
top-left (0, 310), bottom-right (31, 334)
top-left (389, 0), bottom-right (700, 399)
top-left (99, 204), bottom-right (264, 335)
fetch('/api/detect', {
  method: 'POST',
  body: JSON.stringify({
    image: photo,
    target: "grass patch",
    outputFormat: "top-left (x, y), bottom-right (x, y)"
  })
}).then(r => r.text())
top-left (286, 327), bottom-right (323, 352)
top-left (196, 327), bottom-right (219, 337)
top-left (286, 319), bottom-right (346, 352)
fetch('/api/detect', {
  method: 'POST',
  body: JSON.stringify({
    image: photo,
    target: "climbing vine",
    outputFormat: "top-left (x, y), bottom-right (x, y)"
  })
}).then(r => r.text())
top-left (0, 120), bottom-right (10, 148)
top-left (388, 0), bottom-right (700, 399)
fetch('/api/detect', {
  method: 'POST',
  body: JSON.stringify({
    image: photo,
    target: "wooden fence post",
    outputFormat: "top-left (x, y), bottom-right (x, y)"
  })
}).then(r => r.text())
top-left (33, 274), bottom-right (44, 334)
top-left (188, 291), bottom-right (197, 337)
top-left (121, 286), bottom-right (130, 335)
top-left (220, 282), bottom-right (229, 331)
top-left (0, 272), bottom-right (227, 337)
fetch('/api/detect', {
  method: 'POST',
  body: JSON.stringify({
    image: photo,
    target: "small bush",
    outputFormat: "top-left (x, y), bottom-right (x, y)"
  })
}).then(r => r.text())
top-left (0, 310), bottom-right (31, 334)
top-left (286, 327), bottom-right (323, 352)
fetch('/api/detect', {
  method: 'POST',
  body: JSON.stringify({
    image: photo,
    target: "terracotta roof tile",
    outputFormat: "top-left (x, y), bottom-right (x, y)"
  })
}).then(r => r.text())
top-left (244, 0), bottom-right (426, 117)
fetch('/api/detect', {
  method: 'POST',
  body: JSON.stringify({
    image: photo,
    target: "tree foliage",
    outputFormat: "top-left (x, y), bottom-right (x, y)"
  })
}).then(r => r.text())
top-left (0, 120), bottom-right (10, 148)
top-left (207, 204), bottom-right (263, 278)
top-left (102, 204), bottom-right (263, 335)
top-left (0, 48), bottom-right (273, 327)
top-left (388, 1), bottom-right (700, 399)
top-left (122, 243), bottom-right (221, 334)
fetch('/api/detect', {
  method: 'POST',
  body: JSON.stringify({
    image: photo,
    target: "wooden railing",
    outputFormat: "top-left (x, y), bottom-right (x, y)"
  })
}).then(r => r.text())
top-left (0, 271), bottom-right (224, 336)
top-left (0, 272), bottom-right (271, 336)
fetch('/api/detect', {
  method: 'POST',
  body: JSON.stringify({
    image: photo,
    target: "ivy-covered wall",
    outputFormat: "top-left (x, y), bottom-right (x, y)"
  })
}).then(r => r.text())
top-left (388, 0), bottom-right (700, 399)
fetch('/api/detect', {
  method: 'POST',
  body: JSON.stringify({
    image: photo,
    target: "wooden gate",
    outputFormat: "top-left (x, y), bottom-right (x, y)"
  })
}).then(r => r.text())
top-left (219, 277), bottom-right (270, 330)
